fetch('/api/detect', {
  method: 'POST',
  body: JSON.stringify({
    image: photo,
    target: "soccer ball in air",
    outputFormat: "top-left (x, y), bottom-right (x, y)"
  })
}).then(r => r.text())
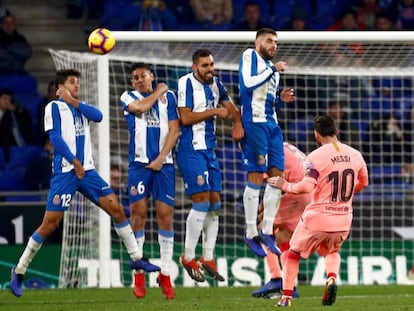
top-left (88, 28), bottom-right (115, 55)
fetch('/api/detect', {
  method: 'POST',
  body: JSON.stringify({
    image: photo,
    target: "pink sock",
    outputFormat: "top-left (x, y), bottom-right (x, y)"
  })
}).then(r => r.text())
top-left (282, 250), bottom-right (300, 292)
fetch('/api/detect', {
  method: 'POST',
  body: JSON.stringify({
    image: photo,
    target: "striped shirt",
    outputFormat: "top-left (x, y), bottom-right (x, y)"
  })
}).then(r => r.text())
top-left (120, 89), bottom-right (178, 164)
top-left (177, 72), bottom-right (230, 151)
top-left (239, 48), bottom-right (282, 125)
top-left (44, 99), bottom-right (95, 174)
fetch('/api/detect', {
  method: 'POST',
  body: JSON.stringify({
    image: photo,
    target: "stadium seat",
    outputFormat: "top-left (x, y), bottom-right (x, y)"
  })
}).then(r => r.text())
top-left (370, 165), bottom-right (403, 184)
top-left (5, 194), bottom-right (43, 202)
top-left (0, 147), bottom-right (5, 169)
top-left (271, 0), bottom-right (296, 29)
top-left (232, 0), bottom-right (270, 24)
top-left (8, 145), bottom-right (43, 169)
top-left (168, 0), bottom-right (196, 26)
top-left (301, 0), bottom-right (351, 30)
top-left (0, 73), bottom-right (38, 94)
top-left (13, 93), bottom-right (43, 120)
top-left (286, 118), bottom-right (313, 152)
top-left (100, 0), bottom-right (139, 30)
top-left (0, 167), bottom-right (25, 190)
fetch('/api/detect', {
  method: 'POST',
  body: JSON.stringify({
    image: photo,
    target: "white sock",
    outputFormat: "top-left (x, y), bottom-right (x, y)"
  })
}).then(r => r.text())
top-left (262, 184), bottom-right (282, 235)
top-left (202, 211), bottom-right (219, 261)
top-left (134, 230), bottom-right (145, 257)
top-left (243, 184), bottom-right (261, 238)
top-left (15, 235), bottom-right (43, 274)
top-left (114, 221), bottom-right (141, 260)
top-left (158, 230), bottom-right (174, 275)
top-left (184, 203), bottom-right (208, 261)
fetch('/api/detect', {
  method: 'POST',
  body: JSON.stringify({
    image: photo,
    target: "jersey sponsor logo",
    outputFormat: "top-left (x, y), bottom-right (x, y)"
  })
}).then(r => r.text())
top-left (325, 205), bottom-right (350, 212)
top-left (197, 175), bottom-right (205, 186)
top-left (145, 108), bottom-right (160, 128)
top-left (130, 186), bottom-right (138, 196)
top-left (53, 194), bottom-right (61, 205)
top-left (74, 116), bottom-right (85, 136)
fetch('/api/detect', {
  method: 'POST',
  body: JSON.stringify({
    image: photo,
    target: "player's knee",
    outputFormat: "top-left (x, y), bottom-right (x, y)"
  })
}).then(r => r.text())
top-left (287, 250), bottom-right (301, 260)
top-left (110, 206), bottom-right (127, 223)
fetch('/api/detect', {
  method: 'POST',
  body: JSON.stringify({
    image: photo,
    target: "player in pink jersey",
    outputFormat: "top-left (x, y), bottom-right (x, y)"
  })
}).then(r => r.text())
top-left (252, 142), bottom-right (311, 298)
top-left (268, 115), bottom-right (369, 307)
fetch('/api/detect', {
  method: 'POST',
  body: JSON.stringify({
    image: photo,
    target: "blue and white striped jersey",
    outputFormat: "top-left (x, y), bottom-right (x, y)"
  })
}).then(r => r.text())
top-left (177, 72), bottom-right (230, 151)
top-left (239, 48), bottom-right (282, 125)
top-left (44, 99), bottom-right (95, 174)
top-left (120, 89), bottom-right (178, 164)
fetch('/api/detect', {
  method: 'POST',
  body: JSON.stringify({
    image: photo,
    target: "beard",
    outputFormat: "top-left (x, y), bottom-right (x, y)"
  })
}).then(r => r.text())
top-left (196, 69), bottom-right (214, 84)
top-left (259, 46), bottom-right (275, 61)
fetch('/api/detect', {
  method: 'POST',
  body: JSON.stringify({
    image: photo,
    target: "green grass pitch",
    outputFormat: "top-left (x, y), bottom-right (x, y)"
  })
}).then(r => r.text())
top-left (1, 285), bottom-right (414, 311)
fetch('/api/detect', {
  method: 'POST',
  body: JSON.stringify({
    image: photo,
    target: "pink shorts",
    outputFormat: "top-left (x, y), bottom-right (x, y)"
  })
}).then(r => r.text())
top-left (289, 219), bottom-right (349, 259)
top-left (274, 193), bottom-right (310, 233)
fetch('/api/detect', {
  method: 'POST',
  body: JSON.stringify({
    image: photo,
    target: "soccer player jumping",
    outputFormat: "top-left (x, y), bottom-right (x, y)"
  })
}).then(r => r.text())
top-left (238, 28), bottom-right (296, 257)
top-left (268, 115), bottom-right (369, 307)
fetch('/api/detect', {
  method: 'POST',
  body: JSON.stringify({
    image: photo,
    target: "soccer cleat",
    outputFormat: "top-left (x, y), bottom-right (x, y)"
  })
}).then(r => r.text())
top-left (198, 257), bottom-right (225, 282)
top-left (276, 295), bottom-right (292, 307)
top-left (10, 268), bottom-right (24, 297)
top-left (322, 277), bottom-right (337, 305)
top-left (133, 273), bottom-right (146, 298)
top-left (292, 287), bottom-right (299, 298)
top-left (129, 258), bottom-right (161, 272)
top-left (157, 273), bottom-right (175, 299)
top-left (243, 233), bottom-right (266, 257)
top-left (259, 231), bottom-right (281, 255)
top-left (180, 255), bottom-right (205, 282)
top-left (252, 278), bottom-right (283, 297)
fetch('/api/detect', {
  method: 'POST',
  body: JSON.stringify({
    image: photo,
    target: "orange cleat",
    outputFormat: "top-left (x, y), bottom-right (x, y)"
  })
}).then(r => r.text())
top-left (198, 257), bottom-right (225, 281)
top-left (133, 272), bottom-right (146, 299)
top-left (180, 254), bottom-right (205, 282)
top-left (157, 273), bottom-right (175, 299)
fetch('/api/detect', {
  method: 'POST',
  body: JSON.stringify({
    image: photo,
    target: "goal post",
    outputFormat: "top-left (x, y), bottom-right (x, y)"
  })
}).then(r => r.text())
top-left (50, 31), bottom-right (414, 288)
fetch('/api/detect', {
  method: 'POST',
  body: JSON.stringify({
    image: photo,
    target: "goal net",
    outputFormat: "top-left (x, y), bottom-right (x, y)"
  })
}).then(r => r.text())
top-left (50, 31), bottom-right (414, 288)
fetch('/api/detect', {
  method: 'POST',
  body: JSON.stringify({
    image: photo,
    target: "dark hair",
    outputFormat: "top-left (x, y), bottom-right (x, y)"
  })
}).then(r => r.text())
top-left (192, 48), bottom-right (212, 64)
top-left (313, 115), bottom-right (337, 137)
top-left (128, 62), bottom-right (152, 75)
top-left (0, 88), bottom-right (13, 97)
top-left (244, 1), bottom-right (260, 10)
top-left (54, 69), bottom-right (81, 87)
top-left (256, 28), bottom-right (276, 39)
